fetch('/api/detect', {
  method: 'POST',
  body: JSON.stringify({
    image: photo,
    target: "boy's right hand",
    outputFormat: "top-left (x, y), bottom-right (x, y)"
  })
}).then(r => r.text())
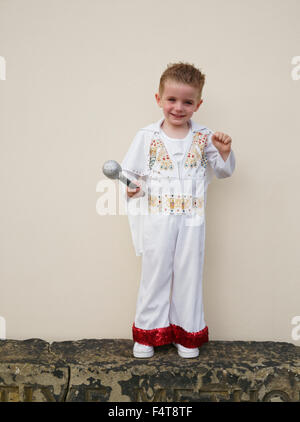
top-left (126, 180), bottom-right (143, 198)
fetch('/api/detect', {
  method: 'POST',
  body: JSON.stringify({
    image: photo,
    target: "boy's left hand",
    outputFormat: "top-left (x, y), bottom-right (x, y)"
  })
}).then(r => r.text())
top-left (211, 132), bottom-right (232, 160)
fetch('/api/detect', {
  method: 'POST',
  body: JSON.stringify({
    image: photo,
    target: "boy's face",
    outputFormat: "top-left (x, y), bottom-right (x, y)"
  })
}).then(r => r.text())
top-left (155, 80), bottom-right (203, 128)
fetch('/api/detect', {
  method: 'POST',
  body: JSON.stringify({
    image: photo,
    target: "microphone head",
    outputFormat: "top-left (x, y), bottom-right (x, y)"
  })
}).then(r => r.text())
top-left (102, 160), bottom-right (122, 180)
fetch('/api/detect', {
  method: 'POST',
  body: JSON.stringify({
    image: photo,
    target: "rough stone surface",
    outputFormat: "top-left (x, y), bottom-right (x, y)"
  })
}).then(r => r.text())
top-left (0, 339), bottom-right (299, 402)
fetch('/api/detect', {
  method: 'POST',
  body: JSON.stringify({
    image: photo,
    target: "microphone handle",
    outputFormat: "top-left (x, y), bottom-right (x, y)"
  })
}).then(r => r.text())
top-left (119, 173), bottom-right (140, 189)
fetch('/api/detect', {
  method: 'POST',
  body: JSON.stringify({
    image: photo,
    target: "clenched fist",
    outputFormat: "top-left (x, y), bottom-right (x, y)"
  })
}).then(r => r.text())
top-left (126, 180), bottom-right (144, 198)
top-left (211, 132), bottom-right (232, 161)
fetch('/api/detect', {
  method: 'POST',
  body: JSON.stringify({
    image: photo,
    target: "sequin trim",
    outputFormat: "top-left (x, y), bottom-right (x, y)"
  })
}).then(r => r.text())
top-left (132, 323), bottom-right (209, 348)
top-left (132, 323), bottom-right (173, 346)
top-left (171, 324), bottom-right (209, 348)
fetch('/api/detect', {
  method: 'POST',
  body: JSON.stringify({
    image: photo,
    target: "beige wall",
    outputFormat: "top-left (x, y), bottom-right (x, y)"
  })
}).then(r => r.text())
top-left (0, 0), bottom-right (299, 344)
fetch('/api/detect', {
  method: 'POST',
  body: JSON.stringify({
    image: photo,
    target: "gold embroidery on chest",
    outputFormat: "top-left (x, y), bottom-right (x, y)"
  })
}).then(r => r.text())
top-left (149, 138), bottom-right (174, 171)
top-left (185, 131), bottom-right (208, 169)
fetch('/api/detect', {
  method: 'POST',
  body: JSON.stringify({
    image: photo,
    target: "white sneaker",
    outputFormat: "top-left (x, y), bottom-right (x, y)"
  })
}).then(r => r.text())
top-left (133, 342), bottom-right (154, 358)
top-left (173, 343), bottom-right (199, 358)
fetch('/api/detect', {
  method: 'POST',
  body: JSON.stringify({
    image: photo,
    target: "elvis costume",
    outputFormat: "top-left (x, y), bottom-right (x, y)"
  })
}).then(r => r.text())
top-left (121, 117), bottom-right (236, 348)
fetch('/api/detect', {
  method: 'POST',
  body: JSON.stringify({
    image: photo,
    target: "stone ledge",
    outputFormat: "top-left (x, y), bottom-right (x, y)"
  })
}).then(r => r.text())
top-left (0, 339), bottom-right (299, 402)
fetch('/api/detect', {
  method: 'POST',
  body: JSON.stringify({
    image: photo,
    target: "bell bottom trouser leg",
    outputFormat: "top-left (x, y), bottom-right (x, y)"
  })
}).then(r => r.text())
top-left (133, 214), bottom-right (209, 348)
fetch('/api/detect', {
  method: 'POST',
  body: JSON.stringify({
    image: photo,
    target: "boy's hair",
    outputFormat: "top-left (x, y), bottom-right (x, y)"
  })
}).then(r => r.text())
top-left (159, 62), bottom-right (205, 102)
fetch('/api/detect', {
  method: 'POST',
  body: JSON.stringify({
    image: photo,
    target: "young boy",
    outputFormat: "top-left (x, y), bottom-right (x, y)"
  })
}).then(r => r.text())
top-left (121, 62), bottom-right (235, 358)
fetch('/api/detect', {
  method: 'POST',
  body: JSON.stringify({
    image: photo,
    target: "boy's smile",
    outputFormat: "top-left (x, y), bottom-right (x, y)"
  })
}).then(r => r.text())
top-left (155, 80), bottom-right (203, 132)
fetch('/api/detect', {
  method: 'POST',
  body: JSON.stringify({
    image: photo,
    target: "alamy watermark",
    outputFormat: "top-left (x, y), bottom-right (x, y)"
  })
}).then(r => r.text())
top-left (0, 316), bottom-right (6, 340)
top-left (291, 56), bottom-right (300, 81)
top-left (0, 56), bottom-right (6, 80)
top-left (1, 57), bottom-right (7, 339)
top-left (96, 176), bottom-right (205, 227)
top-left (291, 316), bottom-right (300, 341)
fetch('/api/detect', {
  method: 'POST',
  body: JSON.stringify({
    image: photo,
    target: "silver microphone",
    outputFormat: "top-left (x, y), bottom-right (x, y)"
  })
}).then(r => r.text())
top-left (102, 160), bottom-right (140, 189)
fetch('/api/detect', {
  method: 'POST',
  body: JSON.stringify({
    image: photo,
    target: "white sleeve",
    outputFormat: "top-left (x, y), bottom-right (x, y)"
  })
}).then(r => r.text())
top-left (121, 130), bottom-right (150, 177)
top-left (120, 168), bottom-right (147, 257)
top-left (121, 130), bottom-right (150, 257)
top-left (205, 131), bottom-right (236, 180)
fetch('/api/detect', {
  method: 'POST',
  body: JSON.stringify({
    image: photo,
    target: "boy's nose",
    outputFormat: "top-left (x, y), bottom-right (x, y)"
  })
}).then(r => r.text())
top-left (174, 102), bottom-right (183, 111)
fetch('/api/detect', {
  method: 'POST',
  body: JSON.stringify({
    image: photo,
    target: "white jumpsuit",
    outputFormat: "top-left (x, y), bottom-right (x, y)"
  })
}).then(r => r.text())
top-left (121, 117), bottom-right (236, 348)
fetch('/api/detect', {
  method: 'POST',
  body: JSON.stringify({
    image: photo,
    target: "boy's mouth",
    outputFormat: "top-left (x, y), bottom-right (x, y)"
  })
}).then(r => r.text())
top-left (171, 113), bottom-right (185, 118)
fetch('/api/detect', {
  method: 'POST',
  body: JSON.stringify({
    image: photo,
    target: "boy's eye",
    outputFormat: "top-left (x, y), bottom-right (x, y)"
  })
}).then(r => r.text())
top-left (167, 98), bottom-right (193, 104)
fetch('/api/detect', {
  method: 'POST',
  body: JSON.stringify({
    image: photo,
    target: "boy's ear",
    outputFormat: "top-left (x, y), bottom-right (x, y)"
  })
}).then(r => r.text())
top-left (195, 99), bottom-right (203, 111)
top-left (155, 93), bottom-right (161, 107)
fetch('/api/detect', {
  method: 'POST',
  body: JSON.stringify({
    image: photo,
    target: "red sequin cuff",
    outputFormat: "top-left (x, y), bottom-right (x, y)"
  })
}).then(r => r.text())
top-left (132, 323), bottom-right (173, 347)
top-left (132, 323), bottom-right (209, 348)
top-left (171, 324), bottom-right (209, 348)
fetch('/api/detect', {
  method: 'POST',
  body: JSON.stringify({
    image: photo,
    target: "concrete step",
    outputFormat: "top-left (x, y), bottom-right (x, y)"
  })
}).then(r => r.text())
top-left (0, 339), bottom-right (299, 402)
